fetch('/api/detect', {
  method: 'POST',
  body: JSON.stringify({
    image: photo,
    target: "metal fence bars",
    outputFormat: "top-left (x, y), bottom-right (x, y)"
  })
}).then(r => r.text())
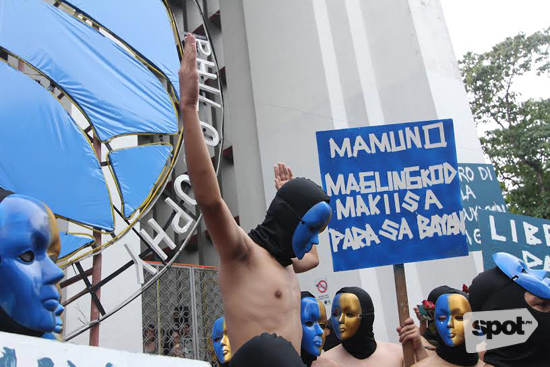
top-left (142, 263), bottom-right (223, 365)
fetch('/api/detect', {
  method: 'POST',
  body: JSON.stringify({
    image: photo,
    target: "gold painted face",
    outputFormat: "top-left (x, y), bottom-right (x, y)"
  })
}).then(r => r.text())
top-left (222, 320), bottom-right (232, 362)
top-left (441, 294), bottom-right (471, 346)
top-left (335, 293), bottom-right (362, 340)
top-left (318, 300), bottom-right (328, 351)
top-left (45, 206), bottom-right (60, 262)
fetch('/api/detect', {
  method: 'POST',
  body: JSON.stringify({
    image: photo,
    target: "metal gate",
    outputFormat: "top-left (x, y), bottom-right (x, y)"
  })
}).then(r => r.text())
top-left (142, 263), bottom-right (223, 365)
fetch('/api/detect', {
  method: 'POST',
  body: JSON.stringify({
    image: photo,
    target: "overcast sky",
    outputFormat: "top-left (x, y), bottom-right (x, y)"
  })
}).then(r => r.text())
top-left (440, 0), bottom-right (550, 100)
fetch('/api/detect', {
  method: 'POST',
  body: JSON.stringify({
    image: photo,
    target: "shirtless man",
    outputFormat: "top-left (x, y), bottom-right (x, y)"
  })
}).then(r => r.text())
top-left (319, 287), bottom-right (427, 367)
top-left (179, 34), bottom-right (332, 355)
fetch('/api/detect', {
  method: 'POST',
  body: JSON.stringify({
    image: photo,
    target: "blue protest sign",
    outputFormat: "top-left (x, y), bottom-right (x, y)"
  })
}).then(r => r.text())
top-left (316, 119), bottom-right (468, 272)
top-left (479, 210), bottom-right (550, 270)
top-left (458, 163), bottom-right (507, 251)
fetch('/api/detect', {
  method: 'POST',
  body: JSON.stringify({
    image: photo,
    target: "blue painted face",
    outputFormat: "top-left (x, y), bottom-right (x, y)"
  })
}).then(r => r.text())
top-left (212, 317), bottom-right (231, 363)
top-left (435, 293), bottom-right (471, 347)
top-left (0, 195), bottom-right (64, 333)
top-left (301, 297), bottom-right (326, 356)
top-left (292, 201), bottom-right (332, 259)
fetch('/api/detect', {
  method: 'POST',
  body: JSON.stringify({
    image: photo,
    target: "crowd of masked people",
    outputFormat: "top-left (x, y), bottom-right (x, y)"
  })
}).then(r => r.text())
top-left (210, 252), bottom-right (549, 367)
top-left (176, 34), bottom-right (549, 367)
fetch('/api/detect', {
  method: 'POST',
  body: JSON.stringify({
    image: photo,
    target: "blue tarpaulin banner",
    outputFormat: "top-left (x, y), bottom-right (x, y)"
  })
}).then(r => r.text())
top-left (479, 210), bottom-right (550, 270)
top-left (316, 119), bottom-right (468, 271)
top-left (458, 163), bottom-right (507, 251)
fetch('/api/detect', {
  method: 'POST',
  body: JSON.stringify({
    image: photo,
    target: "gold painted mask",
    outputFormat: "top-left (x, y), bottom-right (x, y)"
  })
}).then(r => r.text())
top-left (331, 293), bottom-right (362, 340)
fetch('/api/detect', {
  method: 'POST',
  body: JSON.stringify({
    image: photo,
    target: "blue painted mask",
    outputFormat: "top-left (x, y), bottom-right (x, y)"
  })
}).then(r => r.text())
top-left (0, 195), bottom-right (64, 334)
top-left (292, 201), bottom-right (332, 260)
top-left (435, 293), bottom-right (471, 347)
top-left (212, 317), bottom-right (231, 363)
top-left (301, 297), bottom-right (327, 356)
top-left (493, 252), bottom-right (550, 299)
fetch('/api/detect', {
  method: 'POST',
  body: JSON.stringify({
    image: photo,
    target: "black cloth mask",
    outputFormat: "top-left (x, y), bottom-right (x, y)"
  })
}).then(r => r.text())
top-left (0, 188), bottom-right (14, 203)
top-left (423, 285), bottom-right (459, 347)
top-left (0, 305), bottom-right (43, 337)
top-left (432, 289), bottom-right (479, 366)
top-left (229, 333), bottom-right (305, 367)
top-left (248, 178), bottom-right (329, 267)
top-left (469, 266), bottom-right (550, 367)
top-left (335, 287), bottom-right (377, 360)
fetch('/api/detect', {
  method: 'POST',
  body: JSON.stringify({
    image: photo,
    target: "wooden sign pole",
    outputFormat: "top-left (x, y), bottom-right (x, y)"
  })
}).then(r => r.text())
top-left (394, 263), bottom-right (415, 367)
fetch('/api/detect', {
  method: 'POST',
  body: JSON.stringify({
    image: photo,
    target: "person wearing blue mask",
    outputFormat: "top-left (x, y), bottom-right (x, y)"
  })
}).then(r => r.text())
top-left (0, 189), bottom-right (65, 337)
top-left (179, 39), bottom-right (331, 356)
top-left (468, 252), bottom-right (550, 367)
top-left (212, 317), bottom-right (232, 366)
top-left (300, 291), bottom-right (340, 367)
top-left (414, 291), bottom-right (482, 366)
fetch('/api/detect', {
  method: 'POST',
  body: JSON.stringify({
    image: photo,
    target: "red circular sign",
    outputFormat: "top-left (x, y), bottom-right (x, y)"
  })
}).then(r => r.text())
top-left (316, 280), bottom-right (328, 294)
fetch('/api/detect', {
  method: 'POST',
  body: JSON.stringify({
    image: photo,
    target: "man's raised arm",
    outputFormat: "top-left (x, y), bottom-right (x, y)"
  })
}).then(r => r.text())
top-left (178, 34), bottom-right (247, 260)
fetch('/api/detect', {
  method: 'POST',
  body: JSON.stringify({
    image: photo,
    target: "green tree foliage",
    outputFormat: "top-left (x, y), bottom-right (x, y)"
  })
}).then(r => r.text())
top-left (459, 27), bottom-right (550, 219)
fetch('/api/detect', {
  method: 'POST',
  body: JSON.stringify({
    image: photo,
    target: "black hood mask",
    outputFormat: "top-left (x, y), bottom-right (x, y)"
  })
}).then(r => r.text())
top-left (229, 333), bottom-right (305, 367)
top-left (469, 266), bottom-right (550, 367)
top-left (248, 178), bottom-right (329, 267)
top-left (335, 287), bottom-right (377, 360)
top-left (432, 289), bottom-right (479, 367)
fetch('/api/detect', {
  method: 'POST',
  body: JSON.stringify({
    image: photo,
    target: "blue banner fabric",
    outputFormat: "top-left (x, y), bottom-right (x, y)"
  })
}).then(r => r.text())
top-left (458, 163), bottom-right (507, 251)
top-left (479, 211), bottom-right (550, 271)
top-left (0, 0), bottom-right (177, 142)
top-left (0, 62), bottom-right (114, 231)
top-left (316, 119), bottom-right (468, 271)
top-left (109, 144), bottom-right (172, 218)
top-left (59, 233), bottom-right (95, 260)
top-left (63, 0), bottom-right (181, 99)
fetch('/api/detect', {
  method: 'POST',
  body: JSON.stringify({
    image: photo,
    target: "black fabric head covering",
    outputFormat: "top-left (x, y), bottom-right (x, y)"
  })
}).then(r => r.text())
top-left (229, 333), bottom-right (305, 367)
top-left (423, 285), bottom-right (461, 346)
top-left (0, 188), bottom-right (43, 337)
top-left (432, 290), bottom-right (479, 366)
top-left (0, 188), bottom-right (14, 202)
top-left (248, 178), bottom-right (329, 267)
top-left (300, 291), bottom-right (318, 367)
top-left (335, 286), bottom-right (377, 359)
top-left (469, 266), bottom-right (550, 367)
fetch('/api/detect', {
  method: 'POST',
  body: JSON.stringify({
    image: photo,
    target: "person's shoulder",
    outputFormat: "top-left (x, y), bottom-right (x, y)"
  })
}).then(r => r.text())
top-left (320, 344), bottom-right (343, 358)
top-left (377, 341), bottom-right (402, 353)
top-left (313, 357), bottom-right (340, 367)
top-left (412, 355), bottom-right (438, 366)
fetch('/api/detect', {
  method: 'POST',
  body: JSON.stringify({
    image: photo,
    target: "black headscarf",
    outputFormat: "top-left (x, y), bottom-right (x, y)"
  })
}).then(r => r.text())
top-left (248, 178), bottom-right (329, 267)
top-left (229, 333), bottom-right (305, 367)
top-left (0, 188), bottom-right (13, 202)
top-left (432, 290), bottom-right (479, 366)
top-left (300, 291), bottom-right (318, 367)
top-left (469, 267), bottom-right (550, 367)
top-left (335, 287), bottom-right (377, 359)
top-left (423, 285), bottom-right (462, 346)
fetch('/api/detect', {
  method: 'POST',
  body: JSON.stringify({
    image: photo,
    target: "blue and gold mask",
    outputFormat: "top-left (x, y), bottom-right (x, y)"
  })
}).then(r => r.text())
top-left (435, 293), bottom-right (471, 347)
top-left (300, 295), bottom-right (327, 357)
top-left (0, 194), bottom-right (64, 334)
top-left (212, 316), bottom-right (231, 364)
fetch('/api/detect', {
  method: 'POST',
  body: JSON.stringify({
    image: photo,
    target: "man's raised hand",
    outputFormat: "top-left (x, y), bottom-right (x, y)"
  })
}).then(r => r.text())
top-left (274, 162), bottom-right (294, 190)
top-left (178, 33), bottom-right (199, 110)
